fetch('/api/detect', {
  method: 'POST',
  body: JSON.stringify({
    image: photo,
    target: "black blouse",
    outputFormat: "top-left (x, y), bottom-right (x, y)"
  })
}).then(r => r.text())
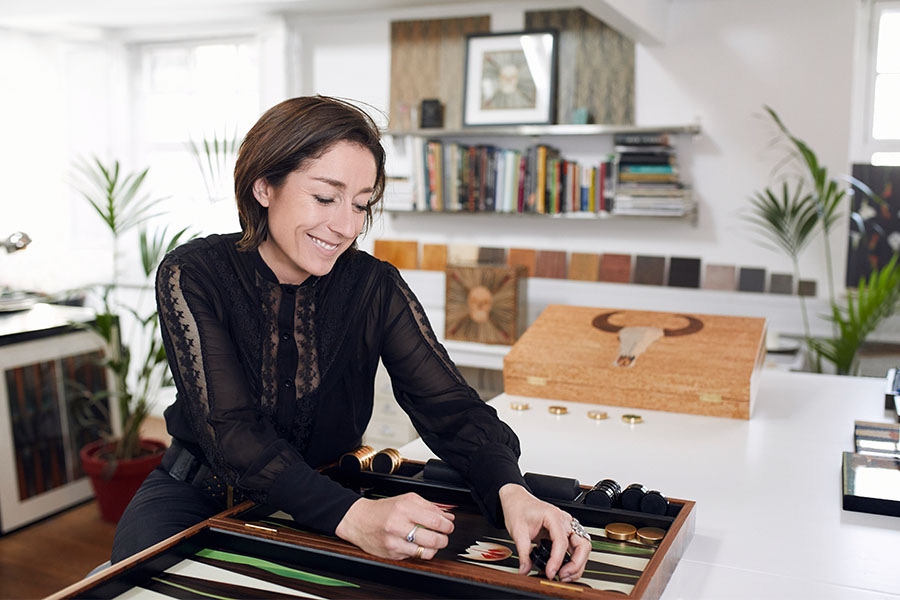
top-left (155, 233), bottom-right (527, 534)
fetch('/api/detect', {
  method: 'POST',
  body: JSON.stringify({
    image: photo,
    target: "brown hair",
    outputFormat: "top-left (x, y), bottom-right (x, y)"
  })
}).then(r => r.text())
top-left (234, 95), bottom-right (386, 251)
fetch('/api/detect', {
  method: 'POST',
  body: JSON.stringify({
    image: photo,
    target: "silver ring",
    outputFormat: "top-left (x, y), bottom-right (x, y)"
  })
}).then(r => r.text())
top-left (405, 525), bottom-right (418, 544)
top-left (570, 518), bottom-right (591, 542)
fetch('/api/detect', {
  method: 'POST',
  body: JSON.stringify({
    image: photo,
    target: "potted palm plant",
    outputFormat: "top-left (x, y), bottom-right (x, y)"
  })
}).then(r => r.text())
top-left (745, 106), bottom-right (900, 375)
top-left (70, 156), bottom-right (191, 522)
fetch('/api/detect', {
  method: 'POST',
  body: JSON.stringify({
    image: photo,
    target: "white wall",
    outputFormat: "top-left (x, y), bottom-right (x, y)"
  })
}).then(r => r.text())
top-left (1, 0), bottom-right (872, 323)
top-left (297, 0), bottom-right (859, 307)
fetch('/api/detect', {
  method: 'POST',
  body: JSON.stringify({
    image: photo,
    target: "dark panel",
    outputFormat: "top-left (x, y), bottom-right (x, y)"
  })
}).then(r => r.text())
top-left (738, 267), bottom-right (766, 293)
top-left (667, 257), bottom-right (701, 288)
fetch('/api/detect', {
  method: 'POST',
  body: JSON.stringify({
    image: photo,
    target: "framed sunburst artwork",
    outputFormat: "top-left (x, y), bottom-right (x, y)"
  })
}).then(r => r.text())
top-left (445, 265), bottom-right (528, 345)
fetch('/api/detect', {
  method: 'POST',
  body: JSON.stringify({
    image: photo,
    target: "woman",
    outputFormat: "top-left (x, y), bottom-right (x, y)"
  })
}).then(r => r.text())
top-left (111, 95), bottom-right (590, 583)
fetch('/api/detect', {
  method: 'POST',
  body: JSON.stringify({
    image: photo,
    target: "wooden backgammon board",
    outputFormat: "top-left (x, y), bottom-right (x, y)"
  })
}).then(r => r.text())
top-left (48, 458), bottom-right (695, 599)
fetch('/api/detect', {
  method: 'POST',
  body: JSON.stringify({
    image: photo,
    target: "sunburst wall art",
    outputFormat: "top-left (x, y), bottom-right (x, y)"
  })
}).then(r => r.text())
top-left (445, 265), bottom-right (528, 345)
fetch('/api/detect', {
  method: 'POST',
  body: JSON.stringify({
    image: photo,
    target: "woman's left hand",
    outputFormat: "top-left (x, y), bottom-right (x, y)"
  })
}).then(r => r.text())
top-left (498, 483), bottom-right (592, 582)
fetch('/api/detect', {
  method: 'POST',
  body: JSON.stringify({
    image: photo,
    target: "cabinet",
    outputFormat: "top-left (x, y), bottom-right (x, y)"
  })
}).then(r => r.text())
top-left (383, 123), bottom-right (700, 221)
top-left (0, 304), bottom-right (110, 533)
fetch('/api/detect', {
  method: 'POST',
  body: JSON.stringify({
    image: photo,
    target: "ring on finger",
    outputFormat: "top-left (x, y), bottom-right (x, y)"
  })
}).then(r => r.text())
top-left (414, 545), bottom-right (424, 559)
top-left (569, 517), bottom-right (591, 542)
top-left (405, 525), bottom-right (419, 544)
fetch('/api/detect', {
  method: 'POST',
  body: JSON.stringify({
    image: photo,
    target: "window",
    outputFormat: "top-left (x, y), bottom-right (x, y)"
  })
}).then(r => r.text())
top-left (133, 38), bottom-right (261, 227)
top-left (863, 2), bottom-right (900, 165)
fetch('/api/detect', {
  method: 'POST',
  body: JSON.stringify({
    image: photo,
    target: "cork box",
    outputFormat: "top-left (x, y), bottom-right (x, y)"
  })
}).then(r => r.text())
top-left (503, 304), bottom-right (767, 419)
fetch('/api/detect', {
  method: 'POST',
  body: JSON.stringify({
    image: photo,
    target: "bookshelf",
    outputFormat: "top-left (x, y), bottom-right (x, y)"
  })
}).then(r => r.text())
top-left (383, 123), bottom-right (701, 222)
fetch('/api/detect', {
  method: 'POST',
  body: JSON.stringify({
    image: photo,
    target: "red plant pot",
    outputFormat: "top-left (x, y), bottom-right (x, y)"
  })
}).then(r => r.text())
top-left (80, 438), bottom-right (167, 524)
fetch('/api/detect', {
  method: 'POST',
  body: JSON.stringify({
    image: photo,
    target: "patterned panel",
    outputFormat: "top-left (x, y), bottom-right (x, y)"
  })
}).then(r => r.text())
top-left (526, 8), bottom-right (634, 125)
top-left (568, 252), bottom-right (601, 281)
top-left (390, 16), bottom-right (490, 130)
top-left (507, 247), bottom-right (537, 278)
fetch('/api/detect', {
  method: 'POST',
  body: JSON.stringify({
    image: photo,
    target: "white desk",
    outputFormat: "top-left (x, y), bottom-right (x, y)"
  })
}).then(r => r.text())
top-left (399, 369), bottom-right (900, 599)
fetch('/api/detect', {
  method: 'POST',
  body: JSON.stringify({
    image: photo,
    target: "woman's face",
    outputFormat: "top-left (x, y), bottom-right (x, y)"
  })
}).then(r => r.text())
top-left (253, 140), bottom-right (376, 284)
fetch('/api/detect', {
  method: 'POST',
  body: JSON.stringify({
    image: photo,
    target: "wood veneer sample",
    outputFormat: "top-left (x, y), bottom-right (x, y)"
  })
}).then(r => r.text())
top-left (478, 246), bottom-right (507, 265)
top-left (632, 255), bottom-right (666, 286)
top-left (702, 264), bottom-right (737, 291)
top-left (373, 239), bottom-right (419, 269)
top-left (568, 252), bottom-right (601, 281)
top-left (508, 248), bottom-right (537, 277)
top-left (598, 253), bottom-right (632, 283)
top-left (738, 267), bottom-right (766, 292)
top-left (667, 257), bottom-right (701, 288)
top-left (447, 243), bottom-right (479, 265)
top-left (769, 272), bottom-right (793, 295)
top-left (798, 279), bottom-right (817, 297)
top-left (534, 250), bottom-right (568, 279)
top-left (420, 244), bottom-right (448, 271)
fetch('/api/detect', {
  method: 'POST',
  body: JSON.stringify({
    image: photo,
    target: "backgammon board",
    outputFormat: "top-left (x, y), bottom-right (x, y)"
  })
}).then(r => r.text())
top-left (48, 458), bottom-right (694, 599)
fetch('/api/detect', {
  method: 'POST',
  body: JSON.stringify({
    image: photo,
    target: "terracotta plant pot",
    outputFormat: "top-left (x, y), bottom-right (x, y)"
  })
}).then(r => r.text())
top-left (80, 438), bottom-right (167, 523)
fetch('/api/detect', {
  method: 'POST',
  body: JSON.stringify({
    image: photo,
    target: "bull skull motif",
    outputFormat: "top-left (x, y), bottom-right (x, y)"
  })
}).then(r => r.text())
top-left (592, 311), bottom-right (704, 367)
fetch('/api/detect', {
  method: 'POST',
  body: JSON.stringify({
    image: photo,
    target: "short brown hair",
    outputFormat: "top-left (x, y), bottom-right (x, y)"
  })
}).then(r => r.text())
top-left (233, 95), bottom-right (386, 251)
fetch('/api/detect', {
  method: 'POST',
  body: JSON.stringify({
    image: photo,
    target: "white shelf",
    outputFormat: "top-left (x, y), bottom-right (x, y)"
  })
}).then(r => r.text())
top-left (386, 123), bottom-right (701, 138)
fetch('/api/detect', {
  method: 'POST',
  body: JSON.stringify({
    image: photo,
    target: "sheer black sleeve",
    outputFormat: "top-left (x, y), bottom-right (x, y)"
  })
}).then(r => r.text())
top-left (376, 266), bottom-right (528, 525)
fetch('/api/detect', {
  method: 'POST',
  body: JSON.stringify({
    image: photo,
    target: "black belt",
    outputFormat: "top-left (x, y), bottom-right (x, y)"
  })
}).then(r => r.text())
top-left (161, 439), bottom-right (244, 508)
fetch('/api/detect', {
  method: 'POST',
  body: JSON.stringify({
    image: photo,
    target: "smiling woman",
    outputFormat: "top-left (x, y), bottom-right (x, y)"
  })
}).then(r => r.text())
top-left (109, 95), bottom-right (592, 584)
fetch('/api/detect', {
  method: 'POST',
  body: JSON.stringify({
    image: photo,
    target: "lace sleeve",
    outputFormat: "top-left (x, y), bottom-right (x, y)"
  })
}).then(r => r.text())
top-left (377, 266), bottom-right (528, 524)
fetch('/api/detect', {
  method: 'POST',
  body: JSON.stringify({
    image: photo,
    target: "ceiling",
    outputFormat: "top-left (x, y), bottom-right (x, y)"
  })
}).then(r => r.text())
top-left (0, 0), bottom-right (491, 34)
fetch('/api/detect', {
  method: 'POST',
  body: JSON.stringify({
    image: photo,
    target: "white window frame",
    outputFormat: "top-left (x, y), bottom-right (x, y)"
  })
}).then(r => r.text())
top-left (856, 0), bottom-right (900, 164)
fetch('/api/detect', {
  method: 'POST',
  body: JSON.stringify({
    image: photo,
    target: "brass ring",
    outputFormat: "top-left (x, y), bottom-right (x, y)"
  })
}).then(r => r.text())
top-left (548, 405), bottom-right (568, 415)
top-left (587, 410), bottom-right (608, 420)
top-left (414, 545), bottom-right (424, 559)
top-left (510, 401), bottom-right (530, 411)
top-left (622, 414), bottom-right (643, 424)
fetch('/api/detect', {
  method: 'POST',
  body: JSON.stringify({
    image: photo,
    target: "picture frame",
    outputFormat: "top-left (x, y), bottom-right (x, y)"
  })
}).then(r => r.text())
top-left (462, 30), bottom-right (558, 127)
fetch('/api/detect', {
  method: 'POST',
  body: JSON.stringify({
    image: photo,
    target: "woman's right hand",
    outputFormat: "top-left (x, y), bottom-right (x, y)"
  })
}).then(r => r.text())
top-left (334, 492), bottom-right (455, 560)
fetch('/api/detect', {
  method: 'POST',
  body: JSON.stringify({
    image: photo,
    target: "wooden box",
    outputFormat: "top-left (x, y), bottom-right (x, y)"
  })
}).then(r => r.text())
top-left (504, 304), bottom-right (767, 419)
top-left (445, 264), bottom-right (528, 345)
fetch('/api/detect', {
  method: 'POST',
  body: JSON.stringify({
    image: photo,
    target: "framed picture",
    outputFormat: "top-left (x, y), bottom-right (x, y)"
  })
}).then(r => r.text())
top-left (462, 30), bottom-right (558, 127)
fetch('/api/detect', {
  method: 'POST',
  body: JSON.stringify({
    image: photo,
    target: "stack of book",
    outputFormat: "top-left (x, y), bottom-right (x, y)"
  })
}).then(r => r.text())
top-left (413, 139), bottom-right (616, 216)
top-left (610, 132), bottom-right (693, 217)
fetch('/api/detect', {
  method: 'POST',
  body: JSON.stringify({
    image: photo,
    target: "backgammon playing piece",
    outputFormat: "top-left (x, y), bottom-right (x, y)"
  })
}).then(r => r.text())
top-left (640, 490), bottom-right (670, 515)
top-left (637, 527), bottom-right (666, 545)
top-left (620, 483), bottom-right (648, 511)
top-left (529, 538), bottom-right (571, 575)
top-left (605, 522), bottom-right (638, 541)
top-left (583, 478), bottom-right (621, 508)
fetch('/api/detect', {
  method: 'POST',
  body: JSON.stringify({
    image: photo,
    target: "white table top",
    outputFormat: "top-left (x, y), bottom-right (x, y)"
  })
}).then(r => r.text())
top-left (398, 369), bottom-right (900, 599)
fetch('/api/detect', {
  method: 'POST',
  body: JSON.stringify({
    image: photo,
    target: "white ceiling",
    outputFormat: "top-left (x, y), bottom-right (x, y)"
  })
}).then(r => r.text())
top-left (0, 0), bottom-right (488, 33)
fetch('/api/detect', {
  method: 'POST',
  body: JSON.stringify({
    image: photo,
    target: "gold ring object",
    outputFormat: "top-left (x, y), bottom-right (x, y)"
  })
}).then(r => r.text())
top-left (414, 545), bottom-right (424, 559)
top-left (548, 405), bottom-right (568, 415)
top-left (510, 401), bottom-right (530, 411)
top-left (622, 414), bottom-right (643, 424)
top-left (587, 410), bottom-right (608, 420)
